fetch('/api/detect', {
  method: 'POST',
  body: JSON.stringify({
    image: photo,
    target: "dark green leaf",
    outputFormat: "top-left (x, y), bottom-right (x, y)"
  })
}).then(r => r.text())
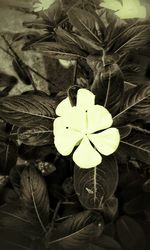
top-left (20, 166), bottom-right (50, 233)
top-left (93, 234), bottom-right (122, 250)
top-left (102, 196), bottom-right (118, 221)
top-left (0, 132), bottom-right (18, 175)
top-left (47, 210), bottom-right (104, 249)
top-left (68, 8), bottom-right (103, 45)
top-left (9, 165), bottom-right (26, 194)
top-left (30, 42), bottom-right (86, 59)
top-left (42, 0), bottom-right (65, 24)
top-left (118, 125), bottom-right (132, 139)
top-left (113, 83), bottom-right (150, 126)
top-left (0, 228), bottom-right (32, 250)
top-left (0, 94), bottom-right (56, 127)
top-left (0, 202), bottom-right (42, 237)
top-left (18, 122), bottom-right (53, 146)
top-left (123, 193), bottom-right (150, 215)
top-left (74, 156), bottom-right (118, 209)
top-left (116, 216), bottom-right (146, 250)
top-left (12, 59), bottom-right (34, 86)
top-left (87, 56), bottom-right (124, 116)
top-left (109, 21), bottom-right (150, 55)
top-left (19, 144), bottom-right (56, 161)
top-left (120, 131), bottom-right (150, 164)
top-left (0, 71), bottom-right (18, 87)
top-left (56, 27), bottom-right (102, 55)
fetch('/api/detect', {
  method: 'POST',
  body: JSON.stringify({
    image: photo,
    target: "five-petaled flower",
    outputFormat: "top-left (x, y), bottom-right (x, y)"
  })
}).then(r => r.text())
top-left (33, 0), bottom-right (55, 12)
top-left (53, 89), bottom-right (120, 169)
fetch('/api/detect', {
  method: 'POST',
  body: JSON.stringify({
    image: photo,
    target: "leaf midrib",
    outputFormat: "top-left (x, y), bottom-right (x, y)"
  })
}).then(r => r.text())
top-left (113, 93), bottom-right (150, 121)
top-left (48, 223), bottom-right (96, 245)
top-left (121, 140), bottom-right (150, 153)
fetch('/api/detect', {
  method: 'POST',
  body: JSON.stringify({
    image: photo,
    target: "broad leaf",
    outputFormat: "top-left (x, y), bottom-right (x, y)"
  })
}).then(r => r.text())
top-left (9, 165), bottom-right (26, 194)
top-left (0, 132), bottom-right (18, 175)
top-left (56, 27), bottom-right (102, 55)
top-left (123, 193), bottom-right (150, 215)
top-left (30, 42), bottom-right (86, 59)
top-left (108, 21), bottom-right (150, 55)
top-left (0, 202), bottom-right (43, 238)
top-left (20, 166), bottom-right (50, 233)
top-left (93, 234), bottom-right (122, 250)
top-left (0, 228), bottom-right (32, 250)
top-left (0, 94), bottom-right (56, 127)
top-left (12, 59), bottom-right (34, 86)
top-left (113, 83), bottom-right (150, 126)
top-left (96, 8), bottom-right (126, 47)
top-left (87, 55), bottom-right (124, 116)
top-left (120, 131), bottom-right (150, 164)
top-left (118, 125), bottom-right (132, 139)
top-left (68, 8), bottom-right (103, 45)
top-left (102, 196), bottom-right (118, 221)
top-left (74, 156), bottom-right (118, 209)
top-left (116, 216), bottom-right (146, 250)
top-left (0, 71), bottom-right (17, 87)
top-left (18, 144), bottom-right (56, 161)
top-left (42, 0), bottom-right (65, 24)
top-left (47, 210), bottom-right (104, 249)
top-left (18, 122), bottom-right (53, 146)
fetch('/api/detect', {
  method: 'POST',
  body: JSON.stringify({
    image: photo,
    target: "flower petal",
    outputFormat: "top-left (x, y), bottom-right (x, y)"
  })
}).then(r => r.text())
top-left (56, 97), bottom-right (72, 116)
top-left (73, 136), bottom-right (102, 169)
top-left (54, 117), bottom-right (83, 156)
top-left (87, 105), bottom-right (113, 133)
top-left (88, 128), bottom-right (120, 156)
top-left (77, 89), bottom-right (95, 110)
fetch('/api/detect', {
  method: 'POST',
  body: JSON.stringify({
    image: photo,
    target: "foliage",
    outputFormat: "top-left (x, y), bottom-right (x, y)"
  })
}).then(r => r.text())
top-left (0, 1), bottom-right (150, 250)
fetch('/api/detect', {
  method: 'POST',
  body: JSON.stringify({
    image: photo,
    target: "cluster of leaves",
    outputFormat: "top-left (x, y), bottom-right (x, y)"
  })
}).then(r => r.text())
top-left (0, 0), bottom-right (150, 250)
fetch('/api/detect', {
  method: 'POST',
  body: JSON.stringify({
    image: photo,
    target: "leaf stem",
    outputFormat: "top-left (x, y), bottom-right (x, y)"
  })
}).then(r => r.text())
top-left (72, 60), bottom-right (78, 85)
top-left (104, 68), bottom-right (111, 107)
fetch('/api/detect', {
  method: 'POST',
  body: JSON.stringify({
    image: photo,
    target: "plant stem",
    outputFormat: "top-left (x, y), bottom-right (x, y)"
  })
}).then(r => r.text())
top-left (72, 60), bottom-right (78, 85)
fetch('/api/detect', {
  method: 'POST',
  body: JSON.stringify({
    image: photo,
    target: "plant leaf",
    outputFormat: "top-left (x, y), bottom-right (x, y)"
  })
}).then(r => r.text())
top-left (108, 21), bottom-right (150, 55)
top-left (123, 193), bottom-right (150, 215)
top-left (116, 216), bottom-right (146, 250)
top-left (12, 59), bottom-right (34, 86)
top-left (102, 196), bottom-right (118, 221)
top-left (0, 202), bottom-right (43, 238)
top-left (68, 7), bottom-right (103, 45)
top-left (20, 166), bottom-right (50, 233)
top-left (56, 27), bottom-right (102, 55)
top-left (47, 210), bottom-right (104, 249)
top-left (93, 234), bottom-right (122, 250)
top-left (0, 71), bottom-right (18, 87)
top-left (0, 94), bottom-right (56, 127)
top-left (119, 130), bottom-right (150, 164)
top-left (18, 122), bottom-right (53, 146)
top-left (113, 83), bottom-right (150, 126)
top-left (9, 165), bottom-right (26, 194)
top-left (0, 132), bottom-right (18, 175)
top-left (87, 56), bottom-right (124, 116)
top-left (74, 156), bottom-right (118, 209)
top-left (30, 42), bottom-right (86, 59)
top-left (0, 228), bottom-right (32, 250)
top-left (18, 144), bottom-right (56, 161)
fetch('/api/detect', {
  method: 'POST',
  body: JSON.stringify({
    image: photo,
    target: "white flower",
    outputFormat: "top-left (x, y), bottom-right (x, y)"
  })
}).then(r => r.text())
top-left (53, 89), bottom-right (120, 169)
top-left (33, 0), bottom-right (55, 12)
top-left (100, 0), bottom-right (146, 19)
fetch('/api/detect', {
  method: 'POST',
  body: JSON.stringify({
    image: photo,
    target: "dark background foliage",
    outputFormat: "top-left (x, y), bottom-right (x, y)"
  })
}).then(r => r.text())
top-left (0, 0), bottom-right (150, 249)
